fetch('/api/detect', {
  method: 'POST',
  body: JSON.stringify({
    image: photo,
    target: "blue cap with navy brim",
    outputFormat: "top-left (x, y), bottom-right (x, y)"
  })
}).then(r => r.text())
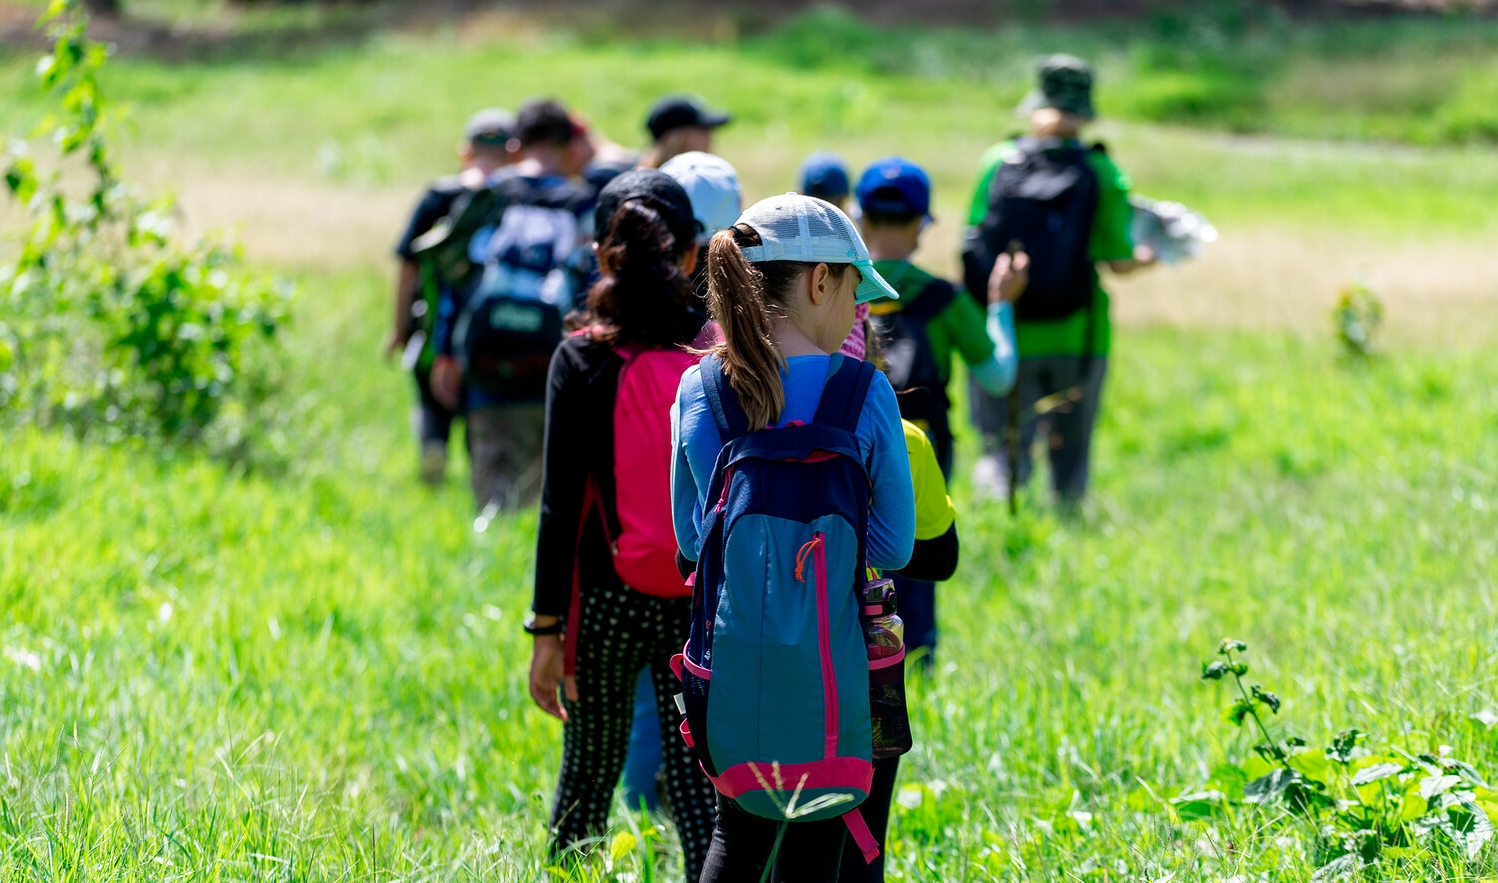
top-left (736, 193), bottom-right (899, 304)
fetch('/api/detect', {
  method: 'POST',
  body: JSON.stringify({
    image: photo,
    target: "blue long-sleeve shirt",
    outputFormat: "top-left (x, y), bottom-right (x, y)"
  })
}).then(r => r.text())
top-left (671, 355), bottom-right (916, 572)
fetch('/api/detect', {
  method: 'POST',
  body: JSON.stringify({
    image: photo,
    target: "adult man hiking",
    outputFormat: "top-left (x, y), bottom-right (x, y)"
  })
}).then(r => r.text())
top-left (387, 109), bottom-right (516, 485)
top-left (963, 55), bottom-right (1156, 507)
top-left (639, 94), bottom-right (731, 169)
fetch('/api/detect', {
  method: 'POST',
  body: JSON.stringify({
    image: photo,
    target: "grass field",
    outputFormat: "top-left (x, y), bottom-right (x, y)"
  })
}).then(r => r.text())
top-left (4, 6), bottom-right (1498, 880)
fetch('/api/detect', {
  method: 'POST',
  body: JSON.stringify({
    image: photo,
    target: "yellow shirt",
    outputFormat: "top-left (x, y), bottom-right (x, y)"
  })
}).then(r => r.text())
top-left (904, 420), bottom-right (956, 541)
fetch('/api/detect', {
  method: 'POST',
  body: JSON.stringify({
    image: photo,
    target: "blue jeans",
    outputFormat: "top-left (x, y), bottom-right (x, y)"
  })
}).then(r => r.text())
top-left (621, 668), bottom-right (663, 812)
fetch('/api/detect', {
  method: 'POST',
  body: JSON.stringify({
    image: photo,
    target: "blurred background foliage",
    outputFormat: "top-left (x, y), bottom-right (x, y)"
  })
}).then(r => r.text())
top-left (3, 0), bottom-right (1493, 147)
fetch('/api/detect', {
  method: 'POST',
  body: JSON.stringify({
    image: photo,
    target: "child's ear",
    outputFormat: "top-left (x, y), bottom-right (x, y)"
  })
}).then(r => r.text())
top-left (807, 263), bottom-right (831, 305)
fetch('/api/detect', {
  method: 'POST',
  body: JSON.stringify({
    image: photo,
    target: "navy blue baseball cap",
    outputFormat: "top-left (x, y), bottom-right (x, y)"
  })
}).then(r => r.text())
top-left (855, 156), bottom-right (932, 219)
top-left (799, 152), bottom-right (851, 201)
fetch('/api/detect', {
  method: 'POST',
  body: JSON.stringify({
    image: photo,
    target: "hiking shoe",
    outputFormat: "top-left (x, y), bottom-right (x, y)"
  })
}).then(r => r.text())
top-left (419, 443), bottom-right (447, 486)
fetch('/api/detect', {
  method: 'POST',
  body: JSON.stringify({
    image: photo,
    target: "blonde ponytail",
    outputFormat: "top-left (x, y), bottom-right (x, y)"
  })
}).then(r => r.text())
top-left (706, 226), bottom-right (787, 430)
top-left (705, 225), bottom-right (857, 430)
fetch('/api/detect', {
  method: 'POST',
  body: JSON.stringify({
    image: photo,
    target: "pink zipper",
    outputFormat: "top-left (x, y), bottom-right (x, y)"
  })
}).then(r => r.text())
top-left (713, 465), bottom-right (736, 513)
top-left (797, 531), bottom-right (838, 760)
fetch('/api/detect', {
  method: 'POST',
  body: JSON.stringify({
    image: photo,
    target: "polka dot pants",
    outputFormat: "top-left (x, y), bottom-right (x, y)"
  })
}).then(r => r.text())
top-left (549, 578), bottom-right (718, 881)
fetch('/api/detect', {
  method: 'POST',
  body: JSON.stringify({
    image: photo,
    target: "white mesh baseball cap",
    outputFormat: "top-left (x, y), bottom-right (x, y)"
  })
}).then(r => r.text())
top-left (737, 193), bottom-right (899, 304)
top-left (660, 151), bottom-right (743, 245)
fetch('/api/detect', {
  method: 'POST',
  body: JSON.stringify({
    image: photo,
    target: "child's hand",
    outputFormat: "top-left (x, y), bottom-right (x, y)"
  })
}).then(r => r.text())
top-left (431, 355), bottom-right (463, 410)
top-left (529, 631), bottom-right (578, 721)
top-left (988, 250), bottom-right (1029, 304)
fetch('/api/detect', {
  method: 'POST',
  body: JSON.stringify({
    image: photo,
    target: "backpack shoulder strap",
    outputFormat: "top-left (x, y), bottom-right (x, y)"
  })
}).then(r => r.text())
top-left (812, 353), bottom-right (878, 435)
top-left (900, 277), bottom-right (958, 323)
top-left (699, 355), bottom-right (751, 441)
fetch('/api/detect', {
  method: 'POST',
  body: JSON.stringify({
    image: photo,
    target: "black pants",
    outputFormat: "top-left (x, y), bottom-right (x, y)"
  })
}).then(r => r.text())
top-left (973, 356), bottom-right (1108, 502)
top-left (412, 365), bottom-right (457, 449)
top-left (551, 579), bottom-right (718, 881)
top-left (700, 797), bottom-right (848, 883)
top-left (837, 757), bottom-right (899, 882)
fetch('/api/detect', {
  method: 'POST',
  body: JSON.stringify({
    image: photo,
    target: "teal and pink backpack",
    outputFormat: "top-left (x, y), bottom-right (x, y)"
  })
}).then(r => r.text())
top-left (673, 353), bottom-right (883, 864)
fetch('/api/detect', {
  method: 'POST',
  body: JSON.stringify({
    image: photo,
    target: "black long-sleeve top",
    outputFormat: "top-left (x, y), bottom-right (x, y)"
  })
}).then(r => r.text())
top-left (533, 335), bottom-right (627, 617)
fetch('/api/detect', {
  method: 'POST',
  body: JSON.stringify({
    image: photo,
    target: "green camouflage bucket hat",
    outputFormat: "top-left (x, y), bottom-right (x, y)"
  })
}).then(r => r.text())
top-left (1018, 54), bottom-right (1096, 120)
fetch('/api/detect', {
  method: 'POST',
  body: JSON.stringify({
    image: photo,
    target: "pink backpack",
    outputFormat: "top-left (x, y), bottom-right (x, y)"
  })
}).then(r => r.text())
top-left (609, 342), bottom-right (700, 597)
top-left (564, 328), bottom-right (714, 677)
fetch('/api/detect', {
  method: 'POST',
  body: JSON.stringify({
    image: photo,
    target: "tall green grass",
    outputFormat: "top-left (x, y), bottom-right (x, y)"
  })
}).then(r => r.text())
top-left (3, 268), bottom-right (1496, 878)
top-left (4, 8), bottom-right (1498, 879)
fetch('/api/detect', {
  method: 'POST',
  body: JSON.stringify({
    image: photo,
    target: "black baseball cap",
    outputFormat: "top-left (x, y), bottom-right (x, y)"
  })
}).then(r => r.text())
top-left (464, 108), bottom-right (515, 147)
top-left (594, 168), bottom-right (698, 250)
top-left (646, 95), bottom-right (732, 141)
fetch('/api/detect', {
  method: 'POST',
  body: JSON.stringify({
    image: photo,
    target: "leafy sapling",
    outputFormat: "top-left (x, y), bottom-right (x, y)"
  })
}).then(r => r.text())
top-left (1201, 638), bottom-right (1296, 768)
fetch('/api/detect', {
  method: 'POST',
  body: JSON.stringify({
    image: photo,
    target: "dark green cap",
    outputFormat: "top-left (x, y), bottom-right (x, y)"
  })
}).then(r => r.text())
top-left (1019, 54), bottom-right (1095, 120)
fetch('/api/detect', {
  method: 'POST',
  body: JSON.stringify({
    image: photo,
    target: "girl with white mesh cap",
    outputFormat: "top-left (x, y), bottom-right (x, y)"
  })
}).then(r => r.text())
top-left (670, 194), bottom-right (917, 881)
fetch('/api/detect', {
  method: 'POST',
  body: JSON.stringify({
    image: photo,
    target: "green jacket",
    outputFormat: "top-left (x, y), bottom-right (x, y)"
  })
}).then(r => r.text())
top-left (870, 259), bottom-right (996, 391)
top-left (965, 139), bottom-right (1136, 358)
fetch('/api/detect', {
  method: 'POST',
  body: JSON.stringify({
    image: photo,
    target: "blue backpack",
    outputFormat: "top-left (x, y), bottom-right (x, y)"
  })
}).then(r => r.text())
top-left (449, 174), bottom-right (591, 402)
top-left (673, 353), bottom-right (882, 862)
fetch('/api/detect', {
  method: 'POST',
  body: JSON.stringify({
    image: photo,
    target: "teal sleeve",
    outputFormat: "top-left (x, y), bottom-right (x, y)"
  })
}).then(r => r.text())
top-left (970, 302), bottom-right (1017, 397)
top-left (859, 371), bottom-right (916, 571)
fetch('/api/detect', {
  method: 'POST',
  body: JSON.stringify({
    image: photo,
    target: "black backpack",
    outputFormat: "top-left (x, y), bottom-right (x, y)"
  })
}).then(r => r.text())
top-left (417, 173), bottom-right (591, 403)
top-left (870, 272), bottom-right (957, 444)
top-left (963, 138), bottom-right (1100, 322)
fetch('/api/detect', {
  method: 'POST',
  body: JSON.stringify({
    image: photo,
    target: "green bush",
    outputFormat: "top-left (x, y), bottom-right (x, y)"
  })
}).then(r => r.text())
top-left (1432, 74), bottom-right (1498, 143)
top-left (1, 0), bottom-right (291, 463)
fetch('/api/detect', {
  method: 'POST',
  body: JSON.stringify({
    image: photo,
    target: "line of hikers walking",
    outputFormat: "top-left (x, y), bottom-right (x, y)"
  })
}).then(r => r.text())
top-left (386, 54), bottom-right (1157, 882)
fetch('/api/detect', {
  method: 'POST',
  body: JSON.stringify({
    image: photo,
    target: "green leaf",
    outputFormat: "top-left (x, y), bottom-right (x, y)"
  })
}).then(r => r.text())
top-left (1351, 762), bottom-right (1404, 786)
top-left (1169, 790), bottom-right (1227, 821)
top-left (1327, 728), bottom-right (1362, 763)
top-left (1225, 699), bottom-right (1254, 726)
top-left (1201, 661), bottom-right (1229, 680)
top-left (1420, 774), bottom-right (1463, 800)
top-left (1250, 685), bottom-right (1281, 714)
top-left (1420, 791), bottom-right (1494, 859)
top-left (1244, 769), bottom-right (1304, 805)
top-left (1217, 638), bottom-right (1248, 655)
top-left (1287, 748), bottom-right (1330, 785)
top-left (1207, 762), bottom-right (1249, 800)
top-left (1443, 759), bottom-right (1491, 791)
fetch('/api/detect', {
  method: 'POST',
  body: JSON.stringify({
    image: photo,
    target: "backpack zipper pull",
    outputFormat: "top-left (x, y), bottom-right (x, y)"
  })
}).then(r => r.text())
top-left (794, 535), bottom-right (823, 583)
